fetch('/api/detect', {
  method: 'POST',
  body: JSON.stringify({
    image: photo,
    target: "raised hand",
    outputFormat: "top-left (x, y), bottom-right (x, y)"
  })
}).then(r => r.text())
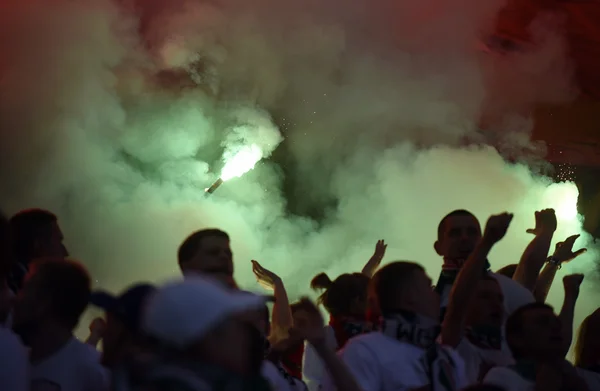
top-left (483, 213), bottom-right (514, 244)
top-left (526, 209), bottom-right (557, 236)
top-left (553, 235), bottom-right (587, 264)
top-left (563, 274), bottom-right (584, 297)
top-left (362, 240), bottom-right (387, 277)
top-left (372, 240), bottom-right (387, 262)
top-left (251, 260), bottom-right (281, 291)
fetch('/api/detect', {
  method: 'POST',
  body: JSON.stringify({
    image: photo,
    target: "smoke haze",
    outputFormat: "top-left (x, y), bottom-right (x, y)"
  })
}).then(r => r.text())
top-left (0, 0), bottom-right (596, 345)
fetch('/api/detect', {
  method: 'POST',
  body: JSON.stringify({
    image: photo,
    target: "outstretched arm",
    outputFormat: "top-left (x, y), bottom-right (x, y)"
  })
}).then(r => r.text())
top-left (442, 213), bottom-right (513, 348)
top-left (362, 240), bottom-right (387, 278)
top-left (533, 235), bottom-right (587, 302)
top-left (252, 260), bottom-right (293, 342)
top-left (513, 209), bottom-right (556, 291)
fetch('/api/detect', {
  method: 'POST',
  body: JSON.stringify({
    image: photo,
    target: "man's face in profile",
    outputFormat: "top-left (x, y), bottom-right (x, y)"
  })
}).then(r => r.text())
top-left (181, 235), bottom-right (234, 278)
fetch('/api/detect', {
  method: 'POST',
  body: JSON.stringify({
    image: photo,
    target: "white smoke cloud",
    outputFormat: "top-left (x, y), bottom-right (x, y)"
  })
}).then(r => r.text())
top-left (0, 0), bottom-right (596, 351)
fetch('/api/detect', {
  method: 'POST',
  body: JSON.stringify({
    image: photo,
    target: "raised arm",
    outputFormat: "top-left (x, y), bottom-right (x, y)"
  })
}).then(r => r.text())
top-left (559, 274), bottom-right (584, 357)
top-left (252, 260), bottom-right (293, 342)
top-left (442, 213), bottom-right (513, 347)
top-left (513, 209), bottom-right (556, 291)
top-left (361, 240), bottom-right (387, 278)
top-left (533, 235), bottom-right (587, 302)
top-left (295, 298), bottom-right (365, 391)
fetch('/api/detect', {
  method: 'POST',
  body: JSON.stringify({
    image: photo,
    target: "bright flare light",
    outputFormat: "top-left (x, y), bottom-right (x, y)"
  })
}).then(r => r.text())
top-left (220, 144), bottom-right (263, 181)
top-left (543, 183), bottom-right (579, 221)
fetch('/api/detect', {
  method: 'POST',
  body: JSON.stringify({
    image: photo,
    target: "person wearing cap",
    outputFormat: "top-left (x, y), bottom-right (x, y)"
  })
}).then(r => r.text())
top-left (137, 276), bottom-right (272, 391)
top-left (90, 283), bottom-right (156, 368)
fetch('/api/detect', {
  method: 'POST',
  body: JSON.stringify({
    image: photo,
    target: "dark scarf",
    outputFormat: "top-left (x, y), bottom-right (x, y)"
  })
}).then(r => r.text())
top-left (435, 258), bottom-right (491, 322)
top-left (381, 311), bottom-right (458, 391)
top-left (329, 316), bottom-right (372, 350)
top-left (465, 324), bottom-right (503, 350)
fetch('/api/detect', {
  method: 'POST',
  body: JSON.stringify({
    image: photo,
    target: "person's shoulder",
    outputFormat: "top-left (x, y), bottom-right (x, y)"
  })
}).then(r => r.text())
top-left (0, 326), bottom-right (27, 354)
top-left (483, 365), bottom-right (527, 387)
top-left (340, 332), bottom-right (385, 359)
top-left (489, 272), bottom-right (534, 309)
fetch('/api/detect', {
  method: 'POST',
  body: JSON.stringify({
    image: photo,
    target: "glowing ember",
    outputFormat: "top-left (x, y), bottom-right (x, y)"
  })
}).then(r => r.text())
top-left (221, 144), bottom-right (263, 181)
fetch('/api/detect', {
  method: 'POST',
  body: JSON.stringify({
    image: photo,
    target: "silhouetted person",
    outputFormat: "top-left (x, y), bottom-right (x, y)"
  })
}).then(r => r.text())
top-left (8, 209), bottom-right (68, 292)
top-left (0, 212), bottom-right (28, 391)
top-left (178, 228), bottom-right (237, 288)
top-left (12, 258), bottom-right (107, 391)
top-left (483, 303), bottom-right (589, 391)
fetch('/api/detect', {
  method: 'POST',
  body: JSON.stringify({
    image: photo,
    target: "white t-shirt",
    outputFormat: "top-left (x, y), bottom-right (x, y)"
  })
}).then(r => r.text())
top-left (0, 327), bottom-right (29, 391)
top-left (321, 332), bottom-right (467, 391)
top-left (576, 368), bottom-right (600, 390)
top-left (302, 325), bottom-right (337, 391)
top-left (440, 271), bottom-right (534, 317)
top-left (491, 273), bottom-right (535, 315)
top-left (483, 366), bottom-right (533, 391)
top-left (262, 360), bottom-right (307, 391)
top-left (456, 338), bottom-right (514, 384)
top-left (31, 337), bottom-right (109, 391)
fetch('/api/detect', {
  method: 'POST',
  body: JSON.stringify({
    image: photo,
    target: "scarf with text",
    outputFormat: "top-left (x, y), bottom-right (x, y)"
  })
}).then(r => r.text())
top-left (329, 316), bottom-right (373, 351)
top-left (465, 324), bottom-right (503, 350)
top-left (381, 311), bottom-right (458, 391)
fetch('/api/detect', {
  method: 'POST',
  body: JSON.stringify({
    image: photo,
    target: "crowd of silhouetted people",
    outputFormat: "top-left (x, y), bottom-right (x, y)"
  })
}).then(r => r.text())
top-left (0, 207), bottom-right (598, 391)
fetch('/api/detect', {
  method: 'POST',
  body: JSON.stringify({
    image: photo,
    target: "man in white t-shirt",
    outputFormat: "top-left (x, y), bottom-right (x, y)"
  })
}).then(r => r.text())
top-left (483, 302), bottom-right (589, 391)
top-left (441, 213), bottom-right (516, 384)
top-left (433, 210), bottom-right (534, 320)
top-left (323, 261), bottom-right (467, 391)
top-left (12, 258), bottom-right (108, 391)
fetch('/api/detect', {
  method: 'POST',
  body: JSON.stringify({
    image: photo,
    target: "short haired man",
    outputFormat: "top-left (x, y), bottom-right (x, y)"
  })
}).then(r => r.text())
top-left (12, 258), bottom-right (108, 391)
top-left (8, 209), bottom-right (68, 292)
top-left (323, 261), bottom-right (467, 391)
top-left (434, 209), bottom-right (534, 320)
top-left (177, 228), bottom-right (237, 288)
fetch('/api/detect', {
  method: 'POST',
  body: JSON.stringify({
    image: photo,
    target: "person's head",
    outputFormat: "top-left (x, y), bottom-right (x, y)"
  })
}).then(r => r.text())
top-left (90, 283), bottom-right (156, 367)
top-left (496, 264), bottom-right (518, 279)
top-left (465, 275), bottom-right (504, 327)
top-left (310, 272), bottom-right (369, 319)
top-left (434, 209), bottom-right (481, 260)
top-left (10, 209), bottom-right (68, 264)
top-left (370, 261), bottom-right (439, 320)
top-left (142, 277), bottom-right (266, 376)
top-left (505, 302), bottom-right (564, 362)
top-left (177, 229), bottom-right (233, 280)
top-left (574, 308), bottom-right (600, 368)
top-left (12, 258), bottom-right (90, 343)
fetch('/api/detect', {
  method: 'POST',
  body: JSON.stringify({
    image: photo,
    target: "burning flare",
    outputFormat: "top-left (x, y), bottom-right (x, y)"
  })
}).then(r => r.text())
top-left (220, 144), bottom-right (263, 181)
